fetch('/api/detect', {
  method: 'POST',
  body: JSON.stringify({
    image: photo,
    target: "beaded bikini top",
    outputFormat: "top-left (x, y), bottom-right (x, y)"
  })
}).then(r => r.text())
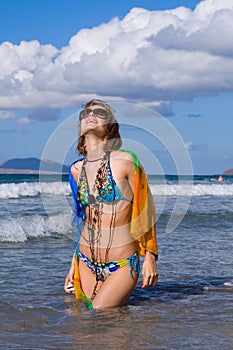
top-left (77, 152), bottom-right (132, 207)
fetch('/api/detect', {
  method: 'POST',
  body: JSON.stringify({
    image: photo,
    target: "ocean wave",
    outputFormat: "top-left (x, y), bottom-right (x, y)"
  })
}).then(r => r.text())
top-left (150, 184), bottom-right (233, 196)
top-left (223, 282), bottom-right (233, 287)
top-left (1, 181), bottom-right (233, 199)
top-left (0, 182), bottom-right (71, 199)
top-left (0, 212), bottom-right (75, 243)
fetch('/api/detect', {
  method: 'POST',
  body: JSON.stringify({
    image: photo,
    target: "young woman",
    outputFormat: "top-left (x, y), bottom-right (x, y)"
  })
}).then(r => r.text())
top-left (64, 99), bottom-right (158, 309)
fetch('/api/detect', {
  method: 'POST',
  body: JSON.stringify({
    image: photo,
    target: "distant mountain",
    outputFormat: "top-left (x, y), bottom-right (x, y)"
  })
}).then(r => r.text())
top-left (0, 157), bottom-right (69, 174)
top-left (223, 168), bottom-right (233, 176)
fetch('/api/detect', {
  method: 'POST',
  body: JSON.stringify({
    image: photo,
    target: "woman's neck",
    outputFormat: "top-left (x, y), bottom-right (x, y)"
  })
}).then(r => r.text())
top-left (85, 135), bottom-right (106, 161)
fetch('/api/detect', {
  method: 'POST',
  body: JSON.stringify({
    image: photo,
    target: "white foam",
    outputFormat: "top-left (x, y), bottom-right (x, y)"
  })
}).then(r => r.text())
top-left (0, 181), bottom-right (70, 199)
top-left (223, 282), bottom-right (233, 287)
top-left (1, 181), bottom-right (233, 199)
top-left (0, 211), bottom-right (74, 243)
top-left (150, 184), bottom-right (233, 196)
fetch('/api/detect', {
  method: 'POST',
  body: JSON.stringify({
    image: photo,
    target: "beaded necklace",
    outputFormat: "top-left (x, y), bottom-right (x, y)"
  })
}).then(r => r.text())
top-left (78, 151), bottom-right (117, 298)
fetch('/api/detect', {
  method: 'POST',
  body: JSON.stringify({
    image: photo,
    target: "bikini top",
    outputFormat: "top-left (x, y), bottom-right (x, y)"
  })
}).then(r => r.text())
top-left (77, 152), bottom-right (133, 208)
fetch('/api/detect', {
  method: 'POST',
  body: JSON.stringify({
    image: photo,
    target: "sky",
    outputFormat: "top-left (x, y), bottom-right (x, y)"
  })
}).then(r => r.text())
top-left (0, 0), bottom-right (233, 175)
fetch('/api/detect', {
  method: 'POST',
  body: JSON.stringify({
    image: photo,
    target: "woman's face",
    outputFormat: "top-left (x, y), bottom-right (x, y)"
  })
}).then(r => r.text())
top-left (79, 105), bottom-right (109, 136)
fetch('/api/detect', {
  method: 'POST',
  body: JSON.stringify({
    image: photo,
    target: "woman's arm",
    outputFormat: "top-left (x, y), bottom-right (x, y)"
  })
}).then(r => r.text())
top-left (141, 251), bottom-right (158, 288)
top-left (64, 257), bottom-right (76, 294)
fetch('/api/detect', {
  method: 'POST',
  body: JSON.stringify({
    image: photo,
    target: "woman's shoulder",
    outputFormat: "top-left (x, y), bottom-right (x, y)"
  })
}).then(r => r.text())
top-left (112, 149), bottom-right (140, 168)
top-left (69, 156), bottom-right (84, 179)
top-left (111, 150), bottom-right (140, 173)
top-left (70, 156), bottom-right (84, 167)
top-left (112, 149), bottom-right (139, 162)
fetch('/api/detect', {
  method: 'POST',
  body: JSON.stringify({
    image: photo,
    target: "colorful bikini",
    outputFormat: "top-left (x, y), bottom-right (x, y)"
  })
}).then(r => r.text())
top-left (77, 151), bottom-right (132, 216)
top-left (74, 244), bottom-right (140, 281)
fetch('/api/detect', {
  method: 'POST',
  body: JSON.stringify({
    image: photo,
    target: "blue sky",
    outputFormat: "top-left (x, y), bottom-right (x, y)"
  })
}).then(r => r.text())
top-left (0, 0), bottom-right (233, 174)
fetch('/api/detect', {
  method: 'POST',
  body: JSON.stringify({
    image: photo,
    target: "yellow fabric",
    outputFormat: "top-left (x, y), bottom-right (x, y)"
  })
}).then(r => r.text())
top-left (73, 257), bottom-right (93, 308)
top-left (129, 154), bottom-right (158, 257)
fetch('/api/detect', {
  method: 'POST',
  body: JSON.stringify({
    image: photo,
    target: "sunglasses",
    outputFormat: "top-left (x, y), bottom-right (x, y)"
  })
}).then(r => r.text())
top-left (79, 108), bottom-right (109, 121)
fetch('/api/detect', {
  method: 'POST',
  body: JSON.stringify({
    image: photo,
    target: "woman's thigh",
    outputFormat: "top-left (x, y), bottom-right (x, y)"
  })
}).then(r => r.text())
top-left (92, 265), bottom-right (139, 309)
top-left (79, 259), bottom-right (103, 298)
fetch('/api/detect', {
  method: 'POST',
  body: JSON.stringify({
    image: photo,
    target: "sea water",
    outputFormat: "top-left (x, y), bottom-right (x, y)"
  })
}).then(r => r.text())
top-left (0, 174), bottom-right (233, 349)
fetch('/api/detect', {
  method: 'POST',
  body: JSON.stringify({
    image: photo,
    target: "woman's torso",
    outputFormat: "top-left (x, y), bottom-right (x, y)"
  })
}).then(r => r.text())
top-left (72, 151), bottom-right (138, 261)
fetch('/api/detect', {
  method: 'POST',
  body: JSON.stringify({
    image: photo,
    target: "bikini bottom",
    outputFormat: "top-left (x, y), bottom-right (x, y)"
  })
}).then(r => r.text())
top-left (74, 245), bottom-right (140, 282)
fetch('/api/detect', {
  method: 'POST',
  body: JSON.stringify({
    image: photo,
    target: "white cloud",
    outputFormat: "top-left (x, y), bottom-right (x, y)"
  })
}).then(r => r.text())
top-left (185, 141), bottom-right (193, 150)
top-left (185, 113), bottom-right (201, 118)
top-left (185, 141), bottom-right (207, 151)
top-left (0, 110), bottom-right (16, 120)
top-left (17, 117), bottom-right (34, 125)
top-left (26, 108), bottom-right (61, 121)
top-left (0, 0), bottom-right (233, 119)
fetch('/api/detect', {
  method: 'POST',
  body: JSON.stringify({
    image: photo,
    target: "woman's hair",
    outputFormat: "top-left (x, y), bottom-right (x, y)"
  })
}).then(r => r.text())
top-left (77, 99), bottom-right (122, 155)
